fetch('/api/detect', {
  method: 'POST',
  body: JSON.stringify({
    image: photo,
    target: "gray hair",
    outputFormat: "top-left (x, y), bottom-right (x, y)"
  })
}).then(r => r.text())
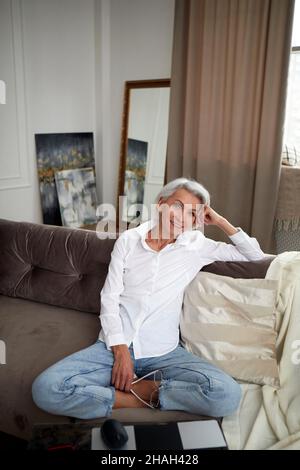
top-left (155, 177), bottom-right (210, 206)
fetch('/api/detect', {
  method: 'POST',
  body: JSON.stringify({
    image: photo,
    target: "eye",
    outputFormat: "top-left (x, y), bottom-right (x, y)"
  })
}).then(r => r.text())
top-left (171, 202), bottom-right (183, 210)
top-left (185, 209), bottom-right (195, 216)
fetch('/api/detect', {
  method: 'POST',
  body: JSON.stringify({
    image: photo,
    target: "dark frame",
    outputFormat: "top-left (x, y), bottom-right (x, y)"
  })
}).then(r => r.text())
top-left (116, 79), bottom-right (171, 225)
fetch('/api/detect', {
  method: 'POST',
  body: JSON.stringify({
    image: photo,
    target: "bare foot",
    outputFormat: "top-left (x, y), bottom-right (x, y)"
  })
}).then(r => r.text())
top-left (113, 390), bottom-right (149, 409)
top-left (130, 379), bottom-right (161, 404)
top-left (112, 378), bottom-right (162, 409)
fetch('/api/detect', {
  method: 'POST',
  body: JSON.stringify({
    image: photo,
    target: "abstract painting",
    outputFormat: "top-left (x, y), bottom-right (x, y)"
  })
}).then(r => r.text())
top-left (35, 133), bottom-right (95, 225)
top-left (55, 167), bottom-right (97, 228)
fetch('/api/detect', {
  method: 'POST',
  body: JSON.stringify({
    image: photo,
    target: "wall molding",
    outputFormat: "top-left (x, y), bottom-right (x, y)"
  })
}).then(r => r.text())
top-left (0, 0), bottom-right (31, 191)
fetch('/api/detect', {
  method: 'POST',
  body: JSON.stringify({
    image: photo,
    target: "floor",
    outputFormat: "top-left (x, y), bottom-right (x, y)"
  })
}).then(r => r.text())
top-left (0, 431), bottom-right (27, 450)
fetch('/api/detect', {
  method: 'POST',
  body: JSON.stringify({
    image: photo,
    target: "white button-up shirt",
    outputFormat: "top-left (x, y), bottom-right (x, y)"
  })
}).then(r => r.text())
top-left (98, 219), bottom-right (266, 359)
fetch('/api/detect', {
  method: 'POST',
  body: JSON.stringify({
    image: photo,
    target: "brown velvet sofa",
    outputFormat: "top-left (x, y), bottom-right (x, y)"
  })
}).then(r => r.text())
top-left (0, 218), bottom-right (276, 441)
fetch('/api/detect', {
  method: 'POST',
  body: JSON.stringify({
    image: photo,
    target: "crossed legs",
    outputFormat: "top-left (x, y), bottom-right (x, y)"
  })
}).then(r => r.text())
top-left (32, 340), bottom-right (241, 419)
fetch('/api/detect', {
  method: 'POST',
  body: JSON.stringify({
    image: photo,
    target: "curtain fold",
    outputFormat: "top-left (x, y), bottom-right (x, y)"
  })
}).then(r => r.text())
top-left (167, 0), bottom-right (295, 253)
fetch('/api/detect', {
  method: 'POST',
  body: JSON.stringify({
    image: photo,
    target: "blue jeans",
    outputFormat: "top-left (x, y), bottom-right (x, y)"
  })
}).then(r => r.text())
top-left (32, 339), bottom-right (241, 420)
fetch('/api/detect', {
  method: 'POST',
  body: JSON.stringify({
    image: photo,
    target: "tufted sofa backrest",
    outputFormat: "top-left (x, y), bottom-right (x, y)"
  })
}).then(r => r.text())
top-left (0, 218), bottom-right (276, 314)
top-left (0, 218), bottom-right (116, 313)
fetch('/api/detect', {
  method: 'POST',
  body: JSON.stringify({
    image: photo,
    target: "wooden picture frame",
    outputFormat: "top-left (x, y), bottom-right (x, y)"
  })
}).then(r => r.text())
top-left (116, 79), bottom-right (171, 226)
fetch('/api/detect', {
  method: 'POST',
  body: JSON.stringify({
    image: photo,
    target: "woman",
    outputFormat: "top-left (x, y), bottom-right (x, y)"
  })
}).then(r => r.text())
top-left (32, 177), bottom-right (266, 419)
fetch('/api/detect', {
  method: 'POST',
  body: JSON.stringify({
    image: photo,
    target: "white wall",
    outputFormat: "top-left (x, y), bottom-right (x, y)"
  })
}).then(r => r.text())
top-left (0, 0), bottom-right (175, 222)
top-left (0, 0), bottom-right (96, 222)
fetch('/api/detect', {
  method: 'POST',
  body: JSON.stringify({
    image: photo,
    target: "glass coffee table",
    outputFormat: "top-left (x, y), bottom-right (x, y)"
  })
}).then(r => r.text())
top-left (28, 418), bottom-right (227, 451)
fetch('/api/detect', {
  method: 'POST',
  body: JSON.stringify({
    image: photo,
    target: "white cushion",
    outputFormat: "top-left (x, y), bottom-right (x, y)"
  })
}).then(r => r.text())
top-left (180, 272), bottom-right (280, 387)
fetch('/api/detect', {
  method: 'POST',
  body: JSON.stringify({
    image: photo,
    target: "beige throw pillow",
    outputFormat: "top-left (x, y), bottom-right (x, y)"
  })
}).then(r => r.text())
top-left (180, 272), bottom-right (280, 387)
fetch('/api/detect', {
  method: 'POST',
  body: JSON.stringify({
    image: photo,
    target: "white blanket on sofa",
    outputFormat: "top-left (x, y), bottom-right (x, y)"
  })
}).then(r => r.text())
top-left (222, 251), bottom-right (300, 450)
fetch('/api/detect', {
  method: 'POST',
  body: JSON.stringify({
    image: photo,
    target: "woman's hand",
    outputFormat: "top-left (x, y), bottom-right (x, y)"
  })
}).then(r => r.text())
top-left (111, 345), bottom-right (135, 392)
top-left (203, 205), bottom-right (224, 226)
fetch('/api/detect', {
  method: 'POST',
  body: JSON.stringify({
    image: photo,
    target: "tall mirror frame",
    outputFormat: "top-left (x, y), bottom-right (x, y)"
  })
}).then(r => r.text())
top-left (116, 79), bottom-right (170, 227)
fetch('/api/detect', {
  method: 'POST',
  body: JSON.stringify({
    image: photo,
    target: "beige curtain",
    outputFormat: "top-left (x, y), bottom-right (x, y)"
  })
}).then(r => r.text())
top-left (167, 0), bottom-right (295, 254)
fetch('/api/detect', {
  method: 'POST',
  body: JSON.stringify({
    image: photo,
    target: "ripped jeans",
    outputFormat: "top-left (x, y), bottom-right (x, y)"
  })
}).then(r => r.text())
top-left (32, 339), bottom-right (241, 419)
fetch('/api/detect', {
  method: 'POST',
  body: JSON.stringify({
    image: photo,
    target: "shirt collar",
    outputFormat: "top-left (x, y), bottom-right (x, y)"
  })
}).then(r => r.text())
top-left (135, 218), bottom-right (196, 246)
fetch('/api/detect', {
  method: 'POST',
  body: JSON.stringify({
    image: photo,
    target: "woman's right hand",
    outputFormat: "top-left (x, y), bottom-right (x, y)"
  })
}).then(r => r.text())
top-left (111, 344), bottom-right (135, 392)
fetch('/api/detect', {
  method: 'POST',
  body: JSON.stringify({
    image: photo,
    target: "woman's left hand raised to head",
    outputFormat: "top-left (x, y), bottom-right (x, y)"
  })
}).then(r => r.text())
top-left (203, 205), bottom-right (223, 226)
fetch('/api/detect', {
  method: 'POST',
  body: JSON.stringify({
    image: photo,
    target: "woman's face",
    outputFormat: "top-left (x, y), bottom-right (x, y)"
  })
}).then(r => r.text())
top-left (157, 188), bottom-right (204, 238)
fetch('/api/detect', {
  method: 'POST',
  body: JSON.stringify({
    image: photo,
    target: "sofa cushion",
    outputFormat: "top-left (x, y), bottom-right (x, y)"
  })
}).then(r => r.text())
top-left (180, 271), bottom-right (280, 387)
top-left (201, 255), bottom-right (276, 278)
top-left (0, 219), bottom-right (115, 313)
top-left (0, 295), bottom-right (205, 440)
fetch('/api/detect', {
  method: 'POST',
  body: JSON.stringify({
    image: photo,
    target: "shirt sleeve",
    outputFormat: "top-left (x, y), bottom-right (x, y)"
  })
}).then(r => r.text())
top-left (201, 227), bottom-right (267, 262)
top-left (99, 233), bottom-right (127, 349)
